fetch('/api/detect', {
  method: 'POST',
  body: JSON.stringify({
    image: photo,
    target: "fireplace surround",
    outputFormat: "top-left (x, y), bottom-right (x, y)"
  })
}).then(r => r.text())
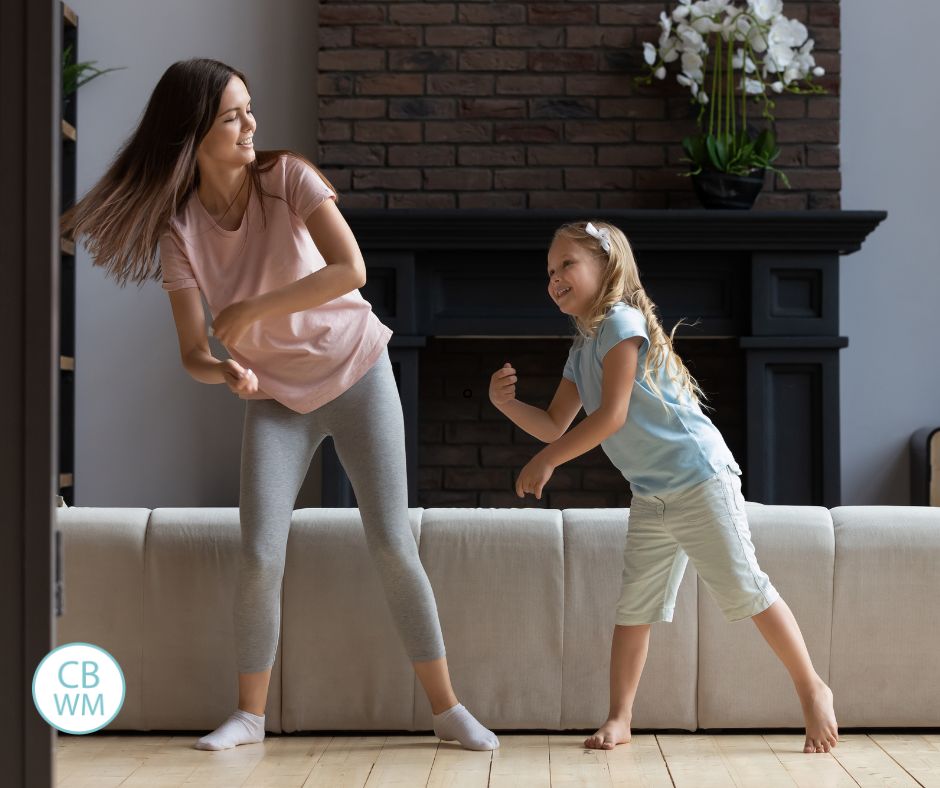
top-left (318, 209), bottom-right (885, 509)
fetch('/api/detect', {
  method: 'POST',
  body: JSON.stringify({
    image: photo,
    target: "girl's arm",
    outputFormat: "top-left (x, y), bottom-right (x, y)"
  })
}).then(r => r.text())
top-left (168, 288), bottom-right (258, 394)
top-left (489, 363), bottom-right (583, 443)
top-left (516, 337), bottom-right (641, 498)
top-left (211, 200), bottom-right (366, 345)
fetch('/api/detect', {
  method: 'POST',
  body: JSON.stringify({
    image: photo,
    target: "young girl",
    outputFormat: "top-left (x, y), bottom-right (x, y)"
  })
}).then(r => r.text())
top-left (64, 58), bottom-right (498, 752)
top-left (488, 221), bottom-right (839, 754)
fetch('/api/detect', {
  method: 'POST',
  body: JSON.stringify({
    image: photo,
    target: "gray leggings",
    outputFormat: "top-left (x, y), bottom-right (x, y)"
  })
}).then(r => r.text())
top-left (235, 351), bottom-right (445, 673)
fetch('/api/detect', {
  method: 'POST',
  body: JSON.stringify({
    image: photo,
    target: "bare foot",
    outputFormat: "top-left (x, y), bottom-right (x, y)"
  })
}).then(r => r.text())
top-left (584, 718), bottom-right (632, 750)
top-left (800, 680), bottom-right (839, 753)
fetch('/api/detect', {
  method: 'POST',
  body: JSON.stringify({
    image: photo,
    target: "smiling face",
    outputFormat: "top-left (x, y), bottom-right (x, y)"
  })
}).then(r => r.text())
top-left (546, 235), bottom-right (605, 320)
top-left (196, 76), bottom-right (256, 170)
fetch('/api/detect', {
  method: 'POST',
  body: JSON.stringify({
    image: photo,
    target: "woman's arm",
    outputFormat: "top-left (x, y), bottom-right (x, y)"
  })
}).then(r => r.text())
top-left (168, 288), bottom-right (257, 394)
top-left (211, 200), bottom-right (365, 345)
top-left (252, 199), bottom-right (366, 318)
top-left (515, 337), bottom-right (641, 498)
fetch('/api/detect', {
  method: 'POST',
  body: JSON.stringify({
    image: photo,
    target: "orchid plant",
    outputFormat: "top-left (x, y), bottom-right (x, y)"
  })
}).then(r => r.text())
top-left (638, 0), bottom-right (826, 185)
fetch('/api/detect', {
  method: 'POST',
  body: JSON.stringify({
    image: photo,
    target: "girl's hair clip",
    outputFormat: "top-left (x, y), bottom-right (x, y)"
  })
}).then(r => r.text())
top-left (585, 222), bottom-right (611, 254)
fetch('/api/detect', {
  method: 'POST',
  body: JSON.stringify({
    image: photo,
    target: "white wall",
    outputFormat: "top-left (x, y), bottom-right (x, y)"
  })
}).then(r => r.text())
top-left (841, 1), bottom-right (940, 504)
top-left (71, 0), bottom-right (318, 506)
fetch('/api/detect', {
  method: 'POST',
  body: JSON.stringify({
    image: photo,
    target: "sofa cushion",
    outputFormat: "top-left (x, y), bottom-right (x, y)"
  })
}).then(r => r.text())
top-left (142, 509), bottom-right (283, 732)
top-left (697, 504), bottom-right (834, 728)
top-left (414, 508), bottom-right (565, 730)
top-left (560, 508), bottom-right (698, 731)
top-left (56, 508), bottom-right (150, 730)
top-left (830, 506), bottom-right (940, 726)
top-left (281, 508), bottom-right (423, 731)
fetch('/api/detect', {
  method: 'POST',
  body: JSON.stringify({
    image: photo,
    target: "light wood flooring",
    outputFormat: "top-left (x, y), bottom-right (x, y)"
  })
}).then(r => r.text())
top-left (55, 732), bottom-right (940, 787)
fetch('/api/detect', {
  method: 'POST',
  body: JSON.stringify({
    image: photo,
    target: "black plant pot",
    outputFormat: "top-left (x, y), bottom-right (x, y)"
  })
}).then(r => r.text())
top-left (691, 168), bottom-right (765, 209)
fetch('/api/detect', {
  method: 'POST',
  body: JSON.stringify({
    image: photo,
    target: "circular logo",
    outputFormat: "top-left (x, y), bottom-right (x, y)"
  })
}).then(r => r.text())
top-left (32, 642), bottom-right (125, 734)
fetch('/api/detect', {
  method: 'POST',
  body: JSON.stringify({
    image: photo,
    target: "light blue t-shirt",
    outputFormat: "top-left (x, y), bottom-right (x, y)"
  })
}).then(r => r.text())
top-left (563, 302), bottom-right (740, 497)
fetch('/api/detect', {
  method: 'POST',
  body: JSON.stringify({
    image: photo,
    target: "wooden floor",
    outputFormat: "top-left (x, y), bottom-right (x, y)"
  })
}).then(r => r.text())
top-left (55, 732), bottom-right (940, 787)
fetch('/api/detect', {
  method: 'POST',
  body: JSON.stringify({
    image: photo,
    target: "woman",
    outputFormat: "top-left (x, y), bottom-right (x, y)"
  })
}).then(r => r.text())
top-left (64, 58), bottom-right (498, 752)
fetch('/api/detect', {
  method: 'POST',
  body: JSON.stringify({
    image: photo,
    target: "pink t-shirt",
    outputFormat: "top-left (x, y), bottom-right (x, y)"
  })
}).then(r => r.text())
top-left (160, 154), bottom-right (392, 413)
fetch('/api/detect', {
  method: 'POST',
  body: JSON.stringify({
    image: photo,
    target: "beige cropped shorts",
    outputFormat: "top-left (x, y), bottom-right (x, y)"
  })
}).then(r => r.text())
top-left (616, 465), bottom-right (779, 625)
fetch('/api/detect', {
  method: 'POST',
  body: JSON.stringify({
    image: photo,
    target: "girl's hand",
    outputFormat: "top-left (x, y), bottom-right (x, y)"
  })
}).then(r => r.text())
top-left (489, 362), bottom-right (518, 406)
top-left (220, 360), bottom-right (259, 397)
top-left (515, 454), bottom-right (555, 500)
top-left (211, 299), bottom-right (259, 347)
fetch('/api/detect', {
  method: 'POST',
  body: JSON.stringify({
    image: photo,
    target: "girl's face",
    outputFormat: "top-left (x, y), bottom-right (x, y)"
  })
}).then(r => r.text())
top-left (196, 76), bottom-right (256, 170)
top-left (547, 236), bottom-right (605, 319)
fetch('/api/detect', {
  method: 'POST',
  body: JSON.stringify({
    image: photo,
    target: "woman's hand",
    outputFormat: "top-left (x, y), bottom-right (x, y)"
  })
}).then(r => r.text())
top-left (220, 359), bottom-right (259, 397)
top-left (515, 453), bottom-right (555, 500)
top-left (489, 362), bottom-right (518, 407)
top-left (211, 299), bottom-right (259, 347)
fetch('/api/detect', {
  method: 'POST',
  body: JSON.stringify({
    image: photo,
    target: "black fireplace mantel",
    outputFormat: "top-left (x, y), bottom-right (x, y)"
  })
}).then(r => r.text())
top-left (319, 209), bottom-right (886, 509)
top-left (344, 209), bottom-right (885, 253)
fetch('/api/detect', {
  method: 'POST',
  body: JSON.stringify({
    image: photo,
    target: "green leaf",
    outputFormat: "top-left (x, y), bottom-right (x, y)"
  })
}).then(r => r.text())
top-left (754, 128), bottom-right (780, 161)
top-left (682, 135), bottom-right (707, 166)
top-left (705, 135), bottom-right (723, 170)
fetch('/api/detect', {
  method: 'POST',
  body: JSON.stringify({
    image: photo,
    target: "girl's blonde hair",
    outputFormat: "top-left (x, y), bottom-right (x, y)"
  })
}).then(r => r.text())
top-left (553, 220), bottom-right (707, 407)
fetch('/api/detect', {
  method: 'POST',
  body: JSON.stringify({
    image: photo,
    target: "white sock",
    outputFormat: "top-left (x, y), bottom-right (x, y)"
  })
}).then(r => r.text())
top-left (194, 710), bottom-right (265, 751)
top-left (433, 703), bottom-right (499, 751)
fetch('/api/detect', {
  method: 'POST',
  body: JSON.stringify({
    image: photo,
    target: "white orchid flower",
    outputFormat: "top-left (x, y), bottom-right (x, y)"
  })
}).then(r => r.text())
top-left (677, 73), bottom-right (699, 97)
top-left (659, 37), bottom-right (681, 62)
top-left (660, 11), bottom-right (673, 34)
top-left (768, 42), bottom-right (794, 70)
top-left (679, 25), bottom-right (705, 51)
top-left (681, 50), bottom-right (705, 80)
top-left (699, 0), bottom-right (730, 14)
top-left (769, 17), bottom-right (808, 49)
top-left (640, 0), bottom-right (824, 117)
top-left (747, 23), bottom-right (768, 53)
top-left (748, 0), bottom-right (783, 22)
top-left (790, 19), bottom-right (809, 46)
top-left (744, 78), bottom-right (764, 94)
top-left (731, 48), bottom-right (757, 73)
top-left (692, 15), bottom-right (719, 34)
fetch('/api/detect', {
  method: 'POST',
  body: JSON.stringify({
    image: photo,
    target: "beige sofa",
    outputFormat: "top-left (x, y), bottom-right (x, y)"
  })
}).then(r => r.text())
top-left (56, 504), bottom-right (940, 733)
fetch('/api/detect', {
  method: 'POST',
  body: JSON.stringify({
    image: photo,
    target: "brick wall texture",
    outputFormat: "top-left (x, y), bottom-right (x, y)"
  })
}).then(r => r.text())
top-left (317, 1), bottom-right (841, 210)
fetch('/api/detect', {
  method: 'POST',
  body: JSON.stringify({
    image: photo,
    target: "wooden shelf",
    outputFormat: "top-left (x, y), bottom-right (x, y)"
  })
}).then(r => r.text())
top-left (62, 3), bottom-right (78, 27)
top-left (60, 0), bottom-right (78, 508)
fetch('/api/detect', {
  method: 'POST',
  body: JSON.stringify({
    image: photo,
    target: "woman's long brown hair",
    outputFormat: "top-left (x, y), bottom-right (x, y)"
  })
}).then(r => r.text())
top-left (61, 58), bottom-right (336, 287)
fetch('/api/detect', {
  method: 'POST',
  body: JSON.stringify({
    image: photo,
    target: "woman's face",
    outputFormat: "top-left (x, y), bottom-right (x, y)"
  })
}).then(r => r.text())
top-left (546, 236), bottom-right (605, 319)
top-left (196, 76), bottom-right (256, 170)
